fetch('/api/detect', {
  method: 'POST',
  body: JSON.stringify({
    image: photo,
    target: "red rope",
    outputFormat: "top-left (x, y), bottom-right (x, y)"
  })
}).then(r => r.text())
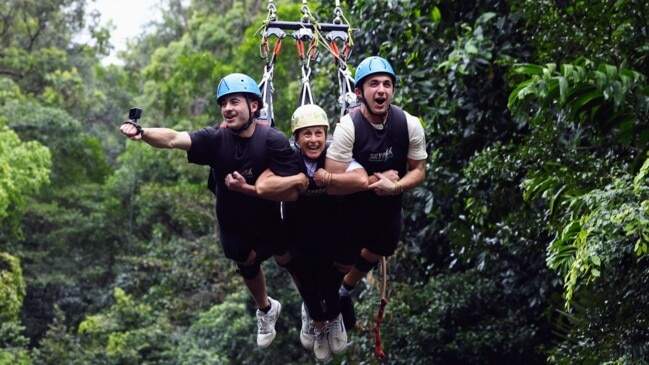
top-left (373, 257), bottom-right (388, 359)
top-left (296, 40), bottom-right (305, 59)
top-left (273, 39), bottom-right (282, 58)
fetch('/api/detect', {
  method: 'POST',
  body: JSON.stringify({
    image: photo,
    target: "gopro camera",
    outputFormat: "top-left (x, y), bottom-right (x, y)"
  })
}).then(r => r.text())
top-left (129, 107), bottom-right (142, 121)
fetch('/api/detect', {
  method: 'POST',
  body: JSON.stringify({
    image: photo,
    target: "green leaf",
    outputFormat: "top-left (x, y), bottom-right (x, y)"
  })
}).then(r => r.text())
top-left (598, 63), bottom-right (618, 81)
top-left (558, 76), bottom-right (568, 105)
top-left (512, 63), bottom-right (545, 76)
top-left (570, 89), bottom-right (603, 117)
top-left (590, 255), bottom-right (601, 266)
top-left (431, 6), bottom-right (441, 23)
top-left (465, 43), bottom-right (478, 54)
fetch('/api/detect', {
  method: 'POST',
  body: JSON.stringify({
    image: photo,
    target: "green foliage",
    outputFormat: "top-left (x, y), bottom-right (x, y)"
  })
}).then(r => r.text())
top-left (0, 256), bottom-right (30, 364)
top-left (331, 264), bottom-right (549, 364)
top-left (174, 291), bottom-right (248, 365)
top-left (511, 0), bottom-right (649, 76)
top-left (4, 101), bottom-right (113, 187)
top-left (30, 307), bottom-right (82, 365)
top-left (510, 60), bottom-right (649, 307)
top-left (0, 125), bottom-right (51, 239)
top-left (174, 288), bottom-right (309, 365)
top-left (0, 78), bottom-right (26, 105)
top-left (0, 0), bottom-right (89, 111)
top-left (545, 256), bottom-right (649, 364)
top-left (547, 159), bottom-right (649, 308)
top-left (509, 60), bottom-right (649, 156)
top-left (508, 56), bottom-right (649, 361)
top-left (0, 322), bottom-right (31, 365)
top-left (3, 0), bottom-right (648, 363)
top-left (0, 253), bottom-right (26, 323)
top-left (75, 287), bottom-right (175, 365)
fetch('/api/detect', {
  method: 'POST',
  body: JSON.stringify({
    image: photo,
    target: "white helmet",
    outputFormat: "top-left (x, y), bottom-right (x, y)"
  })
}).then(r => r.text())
top-left (291, 104), bottom-right (329, 134)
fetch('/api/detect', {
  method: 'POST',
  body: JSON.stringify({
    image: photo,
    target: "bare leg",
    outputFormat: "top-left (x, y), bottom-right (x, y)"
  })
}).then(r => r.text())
top-left (240, 250), bottom-right (269, 308)
top-left (244, 269), bottom-right (269, 308)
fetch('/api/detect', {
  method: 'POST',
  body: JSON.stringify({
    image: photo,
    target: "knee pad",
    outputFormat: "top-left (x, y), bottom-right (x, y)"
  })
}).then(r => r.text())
top-left (355, 256), bottom-right (378, 273)
top-left (237, 262), bottom-right (261, 279)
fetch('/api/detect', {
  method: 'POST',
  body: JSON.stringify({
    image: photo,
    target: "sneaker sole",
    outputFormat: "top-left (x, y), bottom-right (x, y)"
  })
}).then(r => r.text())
top-left (258, 332), bottom-right (276, 349)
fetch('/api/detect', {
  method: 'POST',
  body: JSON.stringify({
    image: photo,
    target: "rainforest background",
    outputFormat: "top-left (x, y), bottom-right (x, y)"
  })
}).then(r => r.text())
top-left (1, 0), bottom-right (648, 364)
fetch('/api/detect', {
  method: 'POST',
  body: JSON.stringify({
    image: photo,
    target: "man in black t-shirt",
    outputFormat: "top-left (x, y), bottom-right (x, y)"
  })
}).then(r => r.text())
top-left (120, 73), bottom-right (308, 349)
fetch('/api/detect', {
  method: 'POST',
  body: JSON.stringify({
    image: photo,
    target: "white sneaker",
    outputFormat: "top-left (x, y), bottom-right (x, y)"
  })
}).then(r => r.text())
top-left (313, 326), bottom-right (331, 361)
top-left (300, 302), bottom-right (315, 349)
top-left (326, 313), bottom-right (348, 354)
top-left (256, 297), bottom-right (281, 348)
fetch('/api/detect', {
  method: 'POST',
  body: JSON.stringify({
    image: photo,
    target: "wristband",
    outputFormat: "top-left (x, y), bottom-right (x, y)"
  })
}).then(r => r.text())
top-left (122, 120), bottom-right (143, 136)
top-left (393, 181), bottom-right (404, 195)
top-left (324, 172), bottom-right (332, 187)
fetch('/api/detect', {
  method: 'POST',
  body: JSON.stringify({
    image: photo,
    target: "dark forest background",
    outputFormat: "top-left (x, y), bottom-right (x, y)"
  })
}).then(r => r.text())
top-left (1, 0), bottom-right (648, 364)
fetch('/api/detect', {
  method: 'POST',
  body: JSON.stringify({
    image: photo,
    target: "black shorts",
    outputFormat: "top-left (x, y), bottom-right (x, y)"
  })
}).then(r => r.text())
top-left (336, 208), bottom-right (403, 265)
top-left (218, 223), bottom-right (287, 263)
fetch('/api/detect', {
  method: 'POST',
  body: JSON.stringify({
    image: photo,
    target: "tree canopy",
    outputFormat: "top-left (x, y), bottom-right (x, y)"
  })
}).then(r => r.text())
top-left (1, 0), bottom-right (648, 364)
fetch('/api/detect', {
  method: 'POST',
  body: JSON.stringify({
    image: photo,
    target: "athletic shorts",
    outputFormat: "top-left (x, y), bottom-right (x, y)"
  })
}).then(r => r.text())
top-left (218, 223), bottom-right (287, 264)
top-left (336, 208), bottom-right (404, 265)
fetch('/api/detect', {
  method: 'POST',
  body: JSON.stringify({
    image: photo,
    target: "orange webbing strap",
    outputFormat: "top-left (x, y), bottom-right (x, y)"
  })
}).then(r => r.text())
top-left (373, 256), bottom-right (388, 358)
top-left (273, 38), bottom-right (283, 58)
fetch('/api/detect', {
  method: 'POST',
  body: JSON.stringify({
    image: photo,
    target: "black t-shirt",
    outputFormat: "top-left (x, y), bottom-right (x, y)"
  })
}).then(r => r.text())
top-left (283, 149), bottom-right (337, 233)
top-left (282, 148), bottom-right (339, 260)
top-left (187, 124), bottom-right (300, 231)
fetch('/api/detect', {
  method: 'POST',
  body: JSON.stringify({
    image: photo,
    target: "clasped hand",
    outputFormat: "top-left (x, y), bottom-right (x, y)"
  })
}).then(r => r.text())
top-left (369, 169), bottom-right (400, 196)
top-left (225, 171), bottom-right (248, 193)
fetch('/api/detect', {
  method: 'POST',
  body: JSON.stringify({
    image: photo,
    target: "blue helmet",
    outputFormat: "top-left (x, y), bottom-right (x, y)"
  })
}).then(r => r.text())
top-left (216, 73), bottom-right (263, 107)
top-left (354, 56), bottom-right (396, 87)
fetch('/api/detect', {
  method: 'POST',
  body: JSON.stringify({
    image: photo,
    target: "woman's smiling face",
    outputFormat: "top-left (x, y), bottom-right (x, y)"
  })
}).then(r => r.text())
top-left (297, 126), bottom-right (327, 160)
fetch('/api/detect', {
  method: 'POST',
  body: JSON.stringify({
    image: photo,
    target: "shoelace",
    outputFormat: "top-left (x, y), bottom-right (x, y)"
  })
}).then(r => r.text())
top-left (314, 328), bottom-right (327, 342)
top-left (325, 320), bottom-right (340, 338)
top-left (258, 312), bottom-right (274, 333)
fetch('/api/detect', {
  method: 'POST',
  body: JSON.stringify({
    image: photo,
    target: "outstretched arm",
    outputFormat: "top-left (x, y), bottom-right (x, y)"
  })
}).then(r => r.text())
top-left (120, 123), bottom-right (191, 151)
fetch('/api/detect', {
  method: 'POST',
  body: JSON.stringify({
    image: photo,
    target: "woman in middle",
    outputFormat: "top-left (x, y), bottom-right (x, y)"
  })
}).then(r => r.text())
top-left (256, 104), bottom-right (367, 361)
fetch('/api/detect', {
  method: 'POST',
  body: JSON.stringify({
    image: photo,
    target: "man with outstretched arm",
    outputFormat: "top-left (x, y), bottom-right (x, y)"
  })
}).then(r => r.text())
top-left (120, 73), bottom-right (308, 349)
